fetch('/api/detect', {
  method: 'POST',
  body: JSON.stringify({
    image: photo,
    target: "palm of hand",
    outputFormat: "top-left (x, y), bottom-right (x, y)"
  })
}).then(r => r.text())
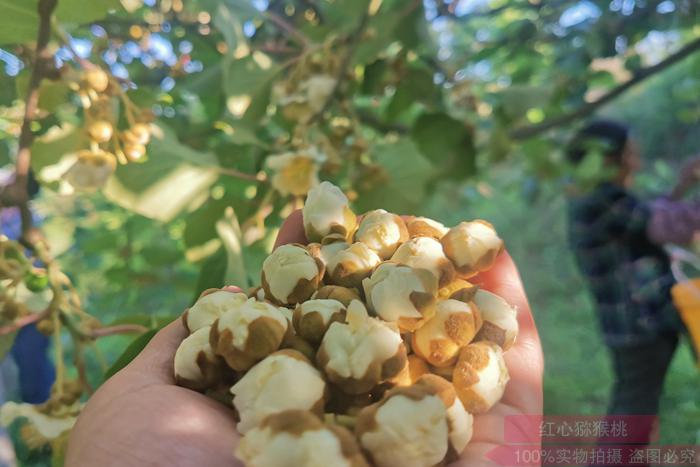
top-left (67, 212), bottom-right (543, 467)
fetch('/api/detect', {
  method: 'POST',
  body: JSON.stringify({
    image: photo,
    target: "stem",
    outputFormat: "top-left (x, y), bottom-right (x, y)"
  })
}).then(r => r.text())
top-left (72, 338), bottom-right (94, 395)
top-left (216, 166), bottom-right (267, 182)
top-left (52, 20), bottom-right (92, 69)
top-left (264, 10), bottom-right (311, 48)
top-left (114, 83), bottom-right (139, 126)
top-left (510, 35), bottom-right (700, 140)
top-left (0, 308), bottom-right (51, 336)
top-left (91, 342), bottom-right (108, 373)
top-left (11, 0), bottom-right (57, 239)
top-left (90, 324), bottom-right (149, 338)
top-left (52, 305), bottom-right (65, 397)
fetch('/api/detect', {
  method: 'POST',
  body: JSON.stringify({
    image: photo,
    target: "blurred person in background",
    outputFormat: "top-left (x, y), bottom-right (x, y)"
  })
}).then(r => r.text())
top-left (566, 119), bottom-right (700, 457)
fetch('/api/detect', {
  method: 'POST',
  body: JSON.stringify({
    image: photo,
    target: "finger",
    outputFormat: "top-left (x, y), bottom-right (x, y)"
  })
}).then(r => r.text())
top-left (125, 319), bottom-right (188, 384)
top-left (471, 251), bottom-right (543, 416)
top-left (110, 287), bottom-right (245, 388)
top-left (273, 209), bottom-right (307, 249)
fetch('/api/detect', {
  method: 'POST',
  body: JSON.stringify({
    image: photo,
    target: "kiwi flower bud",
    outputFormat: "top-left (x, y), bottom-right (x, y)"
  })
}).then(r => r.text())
top-left (173, 326), bottom-right (223, 391)
top-left (405, 216), bottom-right (449, 240)
top-left (412, 299), bottom-right (483, 367)
top-left (262, 244), bottom-right (324, 305)
top-left (391, 237), bottom-right (455, 287)
top-left (231, 350), bottom-right (327, 434)
top-left (248, 286), bottom-right (267, 302)
top-left (355, 375), bottom-right (473, 467)
top-left (441, 221), bottom-right (504, 278)
top-left (354, 209), bottom-right (409, 259)
top-left (292, 299), bottom-right (346, 344)
top-left (236, 410), bottom-right (369, 467)
top-left (391, 355), bottom-right (430, 387)
top-left (83, 68), bottom-right (109, 93)
top-left (326, 242), bottom-right (381, 289)
top-left (452, 342), bottom-right (509, 414)
top-left (438, 278), bottom-right (479, 302)
top-left (87, 120), bottom-right (113, 143)
top-left (265, 149), bottom-right (323, 196)
top-left (473, 289), bottom-right (519, 350)
top-left (210, 297), bottom-right (289, 372)
top-left (302, 181), bottom-right (357, 243)
top-left (312, 285), bottom-right (361, 307)
top-left (64, 150), bottom-right (116, 192)
top-left (306, 241), bottom-right (349, 269)
top-left (362, 262), bottom-right (438, 332)
top-left (317, 300), bottom-right (406, 395)
top-left (182, 289), bottom-right (248, 333)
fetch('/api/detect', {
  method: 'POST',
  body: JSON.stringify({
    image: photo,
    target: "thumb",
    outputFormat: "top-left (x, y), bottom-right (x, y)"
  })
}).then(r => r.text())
top-left (124, 319), bottom-right (188, 384)
top-left (124, 286), bottom-right (244, 384)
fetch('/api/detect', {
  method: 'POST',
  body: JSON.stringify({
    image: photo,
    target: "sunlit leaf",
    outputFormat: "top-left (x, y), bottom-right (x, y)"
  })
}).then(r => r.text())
top-left (55, 0), bottom-right (121, 24)
top-left (354, 138), bottom-right (434, 213)
top-left (216, 208), bottom-right (248, 288)
top-left (499, 85), bottom-right (553, 120)
top-left (31, 125), bottom-right (86, 182)
top-left (104, 124), bottom-right (219, 222)
top-left (0, 1), bottom-right (39, 45)
top-left (223, 56), bottom-right (281, 123)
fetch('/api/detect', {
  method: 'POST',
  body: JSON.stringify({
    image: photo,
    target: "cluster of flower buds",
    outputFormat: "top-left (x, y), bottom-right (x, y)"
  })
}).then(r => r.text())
top-left (172, 181), bottom-right (518, 466)
top-left (62, 66), bottom-right (154, 192)
top-left (271, 45), bottom-right (342, 124)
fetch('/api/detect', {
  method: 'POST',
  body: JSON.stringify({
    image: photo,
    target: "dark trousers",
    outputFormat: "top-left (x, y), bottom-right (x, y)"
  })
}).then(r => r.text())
top-left (603, 332), bottom-right (679, 466)
top-left (608, 332), bottom-right (678, 418)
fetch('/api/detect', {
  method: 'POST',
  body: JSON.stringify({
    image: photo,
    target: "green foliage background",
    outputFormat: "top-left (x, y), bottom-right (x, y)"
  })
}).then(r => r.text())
top-left (0, 0), bottom-right (699, 463)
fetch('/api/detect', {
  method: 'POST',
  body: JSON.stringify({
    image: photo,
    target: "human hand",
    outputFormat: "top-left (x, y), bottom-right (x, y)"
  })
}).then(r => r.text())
top-left (65, 286), bottom-right (243, 466)
top-left (66, 210), bottom-right (543, 467)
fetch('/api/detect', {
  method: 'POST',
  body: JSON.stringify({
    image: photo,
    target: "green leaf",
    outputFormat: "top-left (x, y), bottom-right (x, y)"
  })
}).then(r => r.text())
top-left (354, 14), bottom-right (401, 65)
top-left (103, 328), bottom-right (159, 381)
top-left (194, 247), bottom-right (228, 299)
top-left (411, 112), bottom-right (476, 179)
top-left (222, 56), bottom-right (281, 123)
top-left (0, 72), bottom-right (17, 105)
top-left (183, 198), bottom-right (227, 248)
top-left (395, 1), bottom-right (426, 49)
top-left (362, 59), bottom-right (388, 95)
top-left (318, 0), bottom-right (368, 32)
top-left (204, 0), bottom-right (261, 24)
top-left (38, 81), bottom-right (71, 113)
top-left (207, 0), bottom-right (254, 49)
top-left (354, 138), bottom-right (434, 213)
top-left (0, 0), bottom-right (39, 45)
top-left (107, 314), bottom-right (174, 328)
top-left (31, 125), bottom-right (86, 181)
top-left (0, 0), bottom-right (120, 45)
top-left (56, 0), bottom-right (121, 24)
top-left (385, 67), bottom-right (439, 120)
top-left (104, 124), bottom-right (219, 222)
top-left (216, 208), bottom-right (248, 288)
top-left (499, 85), bottom-right (552, 120)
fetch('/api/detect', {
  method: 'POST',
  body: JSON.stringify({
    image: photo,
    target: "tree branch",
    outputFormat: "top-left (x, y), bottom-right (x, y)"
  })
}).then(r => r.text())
top-left (2, 0), bottom-right (57, 243)
top-left (264, 10), bottom-right (311, 48)
top-left (510, 35), bottom-right (700, 140)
